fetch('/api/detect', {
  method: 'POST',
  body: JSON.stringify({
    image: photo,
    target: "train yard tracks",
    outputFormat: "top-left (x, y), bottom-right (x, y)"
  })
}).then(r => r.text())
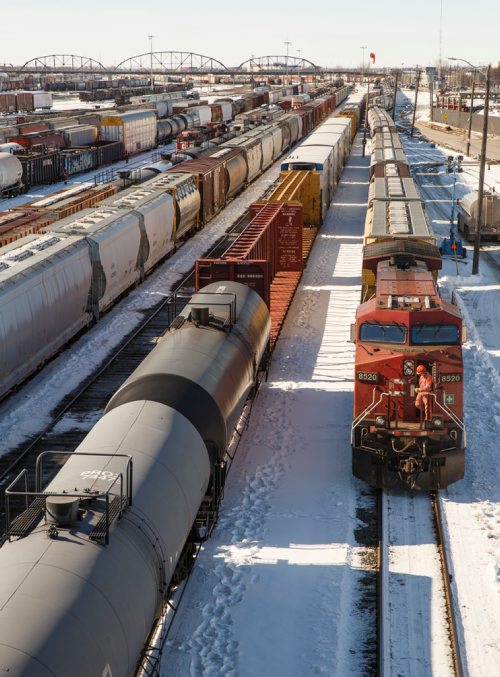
top-left (376, 489), bottom-right (464, 676)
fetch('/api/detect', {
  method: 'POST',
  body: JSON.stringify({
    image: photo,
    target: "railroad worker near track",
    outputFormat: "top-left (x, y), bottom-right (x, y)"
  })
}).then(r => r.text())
top-left (62, 166), bottom-right (68, 185)
top-left (415, 364), bottom-right (433, 420)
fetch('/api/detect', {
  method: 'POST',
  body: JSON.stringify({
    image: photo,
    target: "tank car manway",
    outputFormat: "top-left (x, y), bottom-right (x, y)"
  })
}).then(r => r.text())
top-left (0, 211), bottom-right (251, 532)
top-left (376, 489), bottom-right (465, 676)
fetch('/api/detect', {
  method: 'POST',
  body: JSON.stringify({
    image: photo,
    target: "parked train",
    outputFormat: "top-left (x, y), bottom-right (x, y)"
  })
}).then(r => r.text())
top-left (351, 106), bottom-right (466, 490)
top-left (0, 83), bottom-right (348, 195)
top-left (0, 86), bottom-right (351, 402)
top-left (0, 88), bottom-right (364, 676)
top-left (0, 282), bottom-right (271, 676)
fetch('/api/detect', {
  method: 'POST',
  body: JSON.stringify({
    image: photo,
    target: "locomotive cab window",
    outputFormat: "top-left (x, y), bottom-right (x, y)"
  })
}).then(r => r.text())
top-left (359, 322), bottom-right (407, 344)
top-left (410, 324), bottom-right (459, 345)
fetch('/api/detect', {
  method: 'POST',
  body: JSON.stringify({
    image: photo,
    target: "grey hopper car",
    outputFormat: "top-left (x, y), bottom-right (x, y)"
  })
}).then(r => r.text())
top-left (0, 282), bottom-right (270, 676)
top-left (0, 233), bottom-right (93, 398)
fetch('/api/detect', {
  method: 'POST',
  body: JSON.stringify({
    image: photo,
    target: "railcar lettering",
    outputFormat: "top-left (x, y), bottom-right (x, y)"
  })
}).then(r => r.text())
top-left (440, 373), bottom-right (461, 383)
top-left (357, 371), bottom-right (378, 382)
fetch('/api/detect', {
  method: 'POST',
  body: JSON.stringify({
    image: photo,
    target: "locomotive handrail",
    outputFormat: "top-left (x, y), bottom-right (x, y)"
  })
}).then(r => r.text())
top-left (351, 387), bottom-right (383, 441)
top-left (431, 392), bottom-right (466, 440)
top-left (351, 389), bottom-right (465, 443)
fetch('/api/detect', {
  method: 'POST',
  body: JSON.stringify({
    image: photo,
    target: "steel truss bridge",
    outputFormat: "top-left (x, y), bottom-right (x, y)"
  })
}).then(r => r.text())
top-left (1, 52), bottom-right (388, 78)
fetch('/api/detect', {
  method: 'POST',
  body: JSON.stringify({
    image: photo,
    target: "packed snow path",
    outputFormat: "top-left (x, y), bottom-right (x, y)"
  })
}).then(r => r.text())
top-left (163, 135), bottom-right (374, 676)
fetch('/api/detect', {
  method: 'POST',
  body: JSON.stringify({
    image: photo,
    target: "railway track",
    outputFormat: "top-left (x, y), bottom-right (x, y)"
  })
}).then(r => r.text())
top-left (376, 489), bottom-right (464, 676)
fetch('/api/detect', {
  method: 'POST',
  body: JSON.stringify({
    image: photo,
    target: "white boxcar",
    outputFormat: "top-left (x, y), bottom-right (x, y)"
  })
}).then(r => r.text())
top-left (101, 186), bottom-right (175, 271)
top-left (32, 92), bottom-right (53, 109)
top-left (319, 117), bottom-right (352, 157)
top-left (62, 125), bottom-right (98, 147)
top-left (49, 207), bottom-right (143, 312)
top-left (0, 233), bottom-right (92, 399)
top-left (302, 130), bottom-right (344, 183)
top-left (281, 145), bottom-right (336, 221)
top-left (99, 111), bottom-right (157, 155)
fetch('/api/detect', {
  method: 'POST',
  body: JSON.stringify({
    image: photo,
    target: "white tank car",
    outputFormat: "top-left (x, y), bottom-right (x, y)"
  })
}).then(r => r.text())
top-left (0, 151), bottom-right (23, 194)
top-left (0, 282), bottom-right (271, 675)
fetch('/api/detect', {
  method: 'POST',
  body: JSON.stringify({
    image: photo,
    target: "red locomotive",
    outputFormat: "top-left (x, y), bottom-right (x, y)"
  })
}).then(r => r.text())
top-left (351, 245), bottom-right (466, 490)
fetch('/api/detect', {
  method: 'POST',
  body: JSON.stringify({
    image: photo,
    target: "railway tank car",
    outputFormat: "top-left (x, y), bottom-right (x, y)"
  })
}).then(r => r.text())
top-left (0, 281), bottom-right (270, 676)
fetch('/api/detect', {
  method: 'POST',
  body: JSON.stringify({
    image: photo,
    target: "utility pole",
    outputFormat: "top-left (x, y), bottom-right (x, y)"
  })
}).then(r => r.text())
top-left (284, 41), bottom-right (292, 84)
top-left (466, 72), bottom-right (476, 157)
top-left (410, 67), bottom-right (421, 137)
top-left (362, 79), bottom-right (370, 158)
top-left (472, 63), bottom-right (491, 275)
top-left (438, 0), bottom-right (443, 80)
top-left (392, 70), bottom-right (399, 120)
top-left (148, 35), bottom-right (154, 93)
top-left (360, 46), bottom-right (367, 82)
top-left (297, 49), bottom-right (302, 82)
top-left (429, 75), bottom-right (434, 122)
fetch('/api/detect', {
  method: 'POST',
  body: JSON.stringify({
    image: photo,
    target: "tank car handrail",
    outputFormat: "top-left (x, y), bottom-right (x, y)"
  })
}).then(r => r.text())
top-left (5, 460), bottom-right (130, 545)
top-left (4, 469), bottom-right (29, 535)
top-left (35, 450), bottom-right (133, 505)
top-left (188, 291), bottom-right (237, 328)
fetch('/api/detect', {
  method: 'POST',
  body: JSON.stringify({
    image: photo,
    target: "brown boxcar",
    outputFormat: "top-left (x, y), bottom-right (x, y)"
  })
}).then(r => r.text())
top-left (167, 156), bottom-right (228, 224)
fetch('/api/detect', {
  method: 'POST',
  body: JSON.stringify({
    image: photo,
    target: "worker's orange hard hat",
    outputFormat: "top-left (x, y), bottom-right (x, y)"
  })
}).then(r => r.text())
top-left (416, 365), bottom-right (426, 375)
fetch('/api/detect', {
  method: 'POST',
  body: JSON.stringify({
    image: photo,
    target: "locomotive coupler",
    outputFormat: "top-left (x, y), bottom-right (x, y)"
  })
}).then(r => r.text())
top-left (399, 456), bottom-right (422, 489)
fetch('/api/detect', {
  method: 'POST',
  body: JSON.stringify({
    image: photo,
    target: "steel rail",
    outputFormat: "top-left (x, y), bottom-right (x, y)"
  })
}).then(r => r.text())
top-left (431, 491), bottom-right (465, 677)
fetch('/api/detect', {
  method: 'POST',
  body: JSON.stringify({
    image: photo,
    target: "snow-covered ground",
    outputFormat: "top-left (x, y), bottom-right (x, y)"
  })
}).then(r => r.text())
top-left (2, 89), bottom-right (499, 674)
top-left (161, 133), bottom-right (373, 676)
top-left (399, 89), bottom-right (500, 675)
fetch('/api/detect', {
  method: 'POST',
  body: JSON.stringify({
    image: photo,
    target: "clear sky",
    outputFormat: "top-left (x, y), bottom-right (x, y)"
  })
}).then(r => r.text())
top-left (1, 0), bottom-right (498, 69)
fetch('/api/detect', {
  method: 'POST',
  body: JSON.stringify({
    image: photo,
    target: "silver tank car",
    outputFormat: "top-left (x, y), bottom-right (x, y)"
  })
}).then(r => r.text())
top-left (106, 281), bottom-right (271, 462)
top-left (0, 282), bottom-right (270, 676)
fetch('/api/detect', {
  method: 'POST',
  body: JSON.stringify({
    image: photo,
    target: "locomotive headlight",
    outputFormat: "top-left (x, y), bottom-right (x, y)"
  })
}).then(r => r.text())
top-left (403, 359), bottom-right (415, 376)
top-left (375, 415), bottom-right (387, 428)
top-left (432, 416), bottom-right (444, 429)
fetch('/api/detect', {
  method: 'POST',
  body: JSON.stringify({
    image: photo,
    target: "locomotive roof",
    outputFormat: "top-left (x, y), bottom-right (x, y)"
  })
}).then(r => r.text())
top-left (369, 258), bottom-right (460, 318)
top-left (370, 200), bottom-right (433, 239)
top-left (369, 175), bottom-right (420, 203)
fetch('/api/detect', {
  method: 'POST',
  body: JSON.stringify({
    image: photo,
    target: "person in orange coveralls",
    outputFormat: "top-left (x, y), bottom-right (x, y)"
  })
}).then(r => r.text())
top-left (415, 364), bottom-right (433, 420)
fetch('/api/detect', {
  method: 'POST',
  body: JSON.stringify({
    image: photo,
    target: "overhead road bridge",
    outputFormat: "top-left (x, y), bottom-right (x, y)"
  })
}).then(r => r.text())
top-left (1, 52), bottom-right (389, 78)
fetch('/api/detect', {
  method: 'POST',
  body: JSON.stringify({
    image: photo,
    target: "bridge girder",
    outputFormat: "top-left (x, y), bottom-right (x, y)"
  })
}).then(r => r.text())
top-left (114, 51), bottom-right (229, 74)
top-left (18, 54), bottom-right (106, 74)
top-left (237, 55), bottom-right (318, 73)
